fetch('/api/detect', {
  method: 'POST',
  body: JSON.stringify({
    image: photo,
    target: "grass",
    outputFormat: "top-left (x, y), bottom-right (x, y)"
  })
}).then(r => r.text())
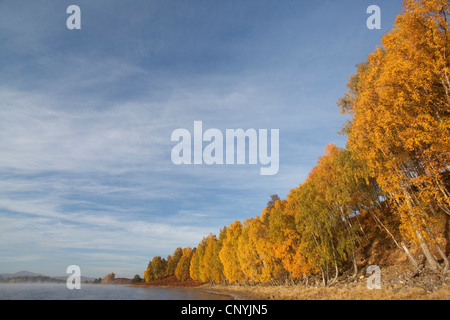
top-left (199, 265), bottom-right (450, 300)
top-left (199, 283), bottom-right (450, 300)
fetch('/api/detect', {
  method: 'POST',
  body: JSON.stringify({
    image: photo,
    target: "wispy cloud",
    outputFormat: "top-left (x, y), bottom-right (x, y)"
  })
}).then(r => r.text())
top-left (0, 0), bottom-right (404, 277)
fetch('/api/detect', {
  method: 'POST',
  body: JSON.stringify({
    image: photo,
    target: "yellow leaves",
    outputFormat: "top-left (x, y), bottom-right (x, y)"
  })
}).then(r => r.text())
top-left (142, 0), bottom-right (449, 284)
top-left (175, 247), bottom-right (193, 282)
top-left (273, 229), bottom-right (313, 278)
top-left (219, 221), bottom-right (245, 284)
top-left (102, 272), bottom-right (115, 284)
top-left (340, 0), bottom-right (449, 250)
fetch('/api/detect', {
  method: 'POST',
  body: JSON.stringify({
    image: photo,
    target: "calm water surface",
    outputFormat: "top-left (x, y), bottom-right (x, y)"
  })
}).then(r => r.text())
top-left (0, 283), bottom-right (231, 300)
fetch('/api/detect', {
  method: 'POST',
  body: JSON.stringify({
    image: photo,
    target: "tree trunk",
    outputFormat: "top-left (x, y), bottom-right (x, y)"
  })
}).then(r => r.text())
top-left (329, 261), bottom-right (339, 286)
top-left (423, 224), bottom-right (450, 274)
top-left (320, 267), bottom-right (327, 287)
top-left (416, 231), bottom-right (440, 271)
top-left (354, 211), bottom-right (370, 244)
top-left (352, 251), bottom-right (358, 279)
top-left (370, 210), bottom-right (420, 272)
top-left (303, 273), bottom-right (309, 286)
top-left (401, 241), bottom-right (420, 274)
top-left (435, 243), bottom-right (449, 274)
top-left (402, 190), bottom-right (440, 271)
top-left (446, 212), bottom-right (450, 256)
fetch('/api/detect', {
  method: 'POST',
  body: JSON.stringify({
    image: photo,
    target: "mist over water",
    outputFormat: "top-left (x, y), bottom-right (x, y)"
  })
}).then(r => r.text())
top-left (0, 283), bottom-right (231, 300)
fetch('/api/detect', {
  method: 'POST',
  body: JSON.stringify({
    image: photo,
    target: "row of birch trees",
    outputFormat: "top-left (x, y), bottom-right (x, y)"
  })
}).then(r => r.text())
top-left (144, 0), bottom-right (449, 285)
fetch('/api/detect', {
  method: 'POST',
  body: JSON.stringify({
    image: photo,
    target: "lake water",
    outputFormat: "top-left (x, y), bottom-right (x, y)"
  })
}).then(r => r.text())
top-left (0, 283), bottom-right (231, 300)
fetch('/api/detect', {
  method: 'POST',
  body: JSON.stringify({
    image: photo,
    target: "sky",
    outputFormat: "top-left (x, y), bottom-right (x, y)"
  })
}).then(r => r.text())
top-left (0, 0), bottom-right (404, 278)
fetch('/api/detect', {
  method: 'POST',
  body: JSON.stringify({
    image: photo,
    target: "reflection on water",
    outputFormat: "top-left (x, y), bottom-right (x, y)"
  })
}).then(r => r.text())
top-left (0, 283), bottom-right (231, 300)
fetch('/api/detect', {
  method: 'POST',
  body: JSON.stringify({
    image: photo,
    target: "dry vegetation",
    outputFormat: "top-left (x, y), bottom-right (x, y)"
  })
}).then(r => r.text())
top-left (199, 264), bottom-right (449, 300)
top-left (197, 210), bottom-right (449, 300)
top-left (134, 275), bottom-right (203, 288)
top-left (139, 1), bottom-right (450, 300)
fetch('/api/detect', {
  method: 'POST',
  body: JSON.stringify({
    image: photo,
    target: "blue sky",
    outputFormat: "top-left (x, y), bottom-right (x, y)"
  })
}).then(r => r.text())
top-left (0, 0), bottom-right (403, 278)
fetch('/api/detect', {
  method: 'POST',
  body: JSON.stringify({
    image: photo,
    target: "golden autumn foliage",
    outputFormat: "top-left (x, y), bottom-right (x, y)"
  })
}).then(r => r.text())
top-left (219, 221), bottom-right (245, 284)
top-left (143, 0), bottom-right (449, 285)
top-left (175, 247), bottom-right (194, 282)
top-left (101, 272), bottom-right (115, 284)
top-left (340, 0), bottom-right (449, 271)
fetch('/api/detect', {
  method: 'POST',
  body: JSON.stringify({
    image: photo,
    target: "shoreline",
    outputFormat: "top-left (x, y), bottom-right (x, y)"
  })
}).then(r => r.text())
top-left (131, 281), bottom-right (450, 300)
top-left (196, 283), bottom-right (450, 300)
top-left (131, 265), bottom-right (450, 300)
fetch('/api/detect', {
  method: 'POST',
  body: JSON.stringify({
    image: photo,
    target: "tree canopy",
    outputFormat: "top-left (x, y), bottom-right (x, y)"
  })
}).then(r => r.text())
top-left (142, 0), bottom-right (449, 285)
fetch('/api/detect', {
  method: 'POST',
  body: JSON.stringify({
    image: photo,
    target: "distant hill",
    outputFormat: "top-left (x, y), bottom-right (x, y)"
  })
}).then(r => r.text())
top-left (0, 271), bottom-right (43, 279)
top-left (0, 275), bottom-right (64, 284)
top-left (0, 271), bottom-right (98, 283)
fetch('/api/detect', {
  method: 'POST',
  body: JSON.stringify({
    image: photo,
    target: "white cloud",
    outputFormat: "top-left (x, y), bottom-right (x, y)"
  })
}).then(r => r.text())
top-left (0, 0), bottom-right (359, 278)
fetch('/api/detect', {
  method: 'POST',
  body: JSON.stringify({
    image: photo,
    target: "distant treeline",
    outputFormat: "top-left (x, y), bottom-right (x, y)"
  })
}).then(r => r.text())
top-left (0, 275), bottom-right (65, 284)
top-left (144, 0), bottom-right (450, 286)
top-left (101, 272), bottom-right (141, 285)
top-left (0, 275), bottom-right (103, 284)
